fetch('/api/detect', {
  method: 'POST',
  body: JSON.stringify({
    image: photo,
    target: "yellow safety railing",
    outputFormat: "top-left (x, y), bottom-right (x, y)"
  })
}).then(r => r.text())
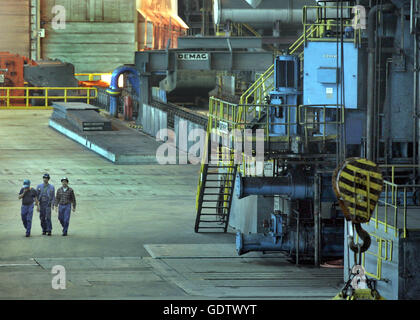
top-left (75, 73), bottom-right (112, 81)
top-left (362, 234), bottom-right (393, 280)
top-left (0, 87), bottom-right (97, 109)
top-left (368, 165), bottom-right (420, 239)
top-left (195, 97), bottom-right (238, 211)
top-left (289, 24), bottom-right (320, 55)
top-left (360, 165), bottom-right (420, 280)
top-left (205, 97), bottom-right (348, 177)
top-left (215, 23), bottom-right (261, 37)
top-left (238, 64), bottom-right (275, 123)
top-left (241, 23), bottom-right (261, 37)
top-left (298, 104), bottom-right (345, 145)
top-left (302, 5), bottom-right (362, 47)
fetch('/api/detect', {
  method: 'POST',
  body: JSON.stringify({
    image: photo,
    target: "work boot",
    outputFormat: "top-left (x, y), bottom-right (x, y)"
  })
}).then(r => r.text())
top-left (25, 233), bottom-right (30, 237)
top-left (47, 232), bottom-right (51, 236)
top-left (42, 232), bottom-right (46, 235)
top-left (62, 232), bottom-right (67, 236)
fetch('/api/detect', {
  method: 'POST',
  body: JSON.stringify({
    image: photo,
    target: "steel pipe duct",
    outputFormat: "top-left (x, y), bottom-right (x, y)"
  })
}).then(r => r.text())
top-left (213, 0), bottom-right (317, 27)
top-left (235, 172), bottom-right (336, 201)
top-left (366, 3), bottom-right (395, 160)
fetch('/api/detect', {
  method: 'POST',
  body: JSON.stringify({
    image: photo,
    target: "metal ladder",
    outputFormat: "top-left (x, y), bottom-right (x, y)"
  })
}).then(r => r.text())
top-left (195, 137), bottom-right (237, 233)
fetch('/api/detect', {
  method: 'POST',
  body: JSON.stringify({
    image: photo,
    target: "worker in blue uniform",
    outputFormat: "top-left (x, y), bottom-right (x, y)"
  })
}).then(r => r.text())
top-left (18, 179), bottom-right (39, 237)
top-left (36, 173), bottom-right (55, 236)
top-left (54, 177), bottom-right (76, 236)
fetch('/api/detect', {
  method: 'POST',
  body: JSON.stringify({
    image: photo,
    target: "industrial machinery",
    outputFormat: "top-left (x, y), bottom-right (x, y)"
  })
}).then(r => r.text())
top-left (0, 52), bottom-right (36, 105)
top-left (0, 52), bottom-right (79, 88)
top-left (0, 52), bottom-right (98, 107)
top-left (213, 0), bottom-right (316, 38)
top-left (194, 0), bottom-right (420, 299)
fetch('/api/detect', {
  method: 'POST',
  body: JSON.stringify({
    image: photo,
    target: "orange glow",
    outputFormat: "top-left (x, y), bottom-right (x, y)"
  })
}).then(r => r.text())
top-left (137, 0), bottom-right (188, 51)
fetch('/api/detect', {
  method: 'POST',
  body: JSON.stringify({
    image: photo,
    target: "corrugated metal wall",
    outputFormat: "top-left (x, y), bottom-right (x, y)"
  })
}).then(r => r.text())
top-left (139, 104), bottom-right (168, 140)
top-left (174, 115), bottom-right (204, 154)
top-left (41, 0), bottom-right (136, 73)
top-left (0, 0), bottom-right (30, 56)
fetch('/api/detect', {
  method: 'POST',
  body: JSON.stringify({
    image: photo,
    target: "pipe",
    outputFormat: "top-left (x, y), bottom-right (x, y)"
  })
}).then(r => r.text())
top-left (235, 172), bottom-right (337, 201)
top-left (106, 66), bottom-right (140, 117)
top-left (244, 0), bottom-right (262, 8)
top-left (413, 0), bottom-right (420, 178)
top-left (214, 9), bottom-right (315, 25)
top-left (366, 3), bottom-right (394, 160)
top-left (213, 0), bottom-right (318, 26)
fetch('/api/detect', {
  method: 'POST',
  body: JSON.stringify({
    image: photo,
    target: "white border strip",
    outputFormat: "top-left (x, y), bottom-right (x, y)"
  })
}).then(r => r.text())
top-left (49, 119), bottom-right (116, 162)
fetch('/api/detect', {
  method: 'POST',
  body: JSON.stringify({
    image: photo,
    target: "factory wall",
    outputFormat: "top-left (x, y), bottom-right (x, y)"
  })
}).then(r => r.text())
top-left (40, 0), bottom-right (136, 73)
top-left (0, 0), bottom-right (30, 57)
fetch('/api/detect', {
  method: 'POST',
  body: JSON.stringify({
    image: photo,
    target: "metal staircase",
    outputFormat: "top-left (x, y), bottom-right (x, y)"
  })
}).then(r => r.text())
top-left (195, 119), bottom-right (237, 232)
top-left (194, 160), bottom-right (237, 233)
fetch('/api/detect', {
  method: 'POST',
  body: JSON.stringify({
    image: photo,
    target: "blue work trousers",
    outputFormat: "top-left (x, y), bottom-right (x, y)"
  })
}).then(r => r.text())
top-left (40, 202), bottom-right (52, 232)
top-left (21, 204), bottom-right (34, 235)
top-left (58, 204), bottom-right (71, 234)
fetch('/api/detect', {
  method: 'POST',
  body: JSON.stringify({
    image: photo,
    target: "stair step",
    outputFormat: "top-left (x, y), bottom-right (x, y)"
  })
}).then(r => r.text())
top-left (201, 206), bottom-right (227, 209)
top-left (199, 214), bottom-right (228, 216)
top-left (203, 200), bottom-right (230, 203)
top-left (199, 220), bottom-right (226, 223)
top-left (196, 227), bottom-right (226, 229)
top-left (206, 172), bottom-right (235, 175)
top-left (208, 166), bottom-right (236, 168)
top-left (203, 193), bottom-right (231, 196)
top-left (205, 186), bottom-right (233, 189)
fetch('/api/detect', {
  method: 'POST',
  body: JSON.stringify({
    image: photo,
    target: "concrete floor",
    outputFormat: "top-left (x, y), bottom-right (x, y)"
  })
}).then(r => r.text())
top-left (0, 110), bottom-right (343, 300)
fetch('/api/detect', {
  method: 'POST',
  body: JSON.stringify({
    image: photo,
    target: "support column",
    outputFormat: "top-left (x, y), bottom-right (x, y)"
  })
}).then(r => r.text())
top-left (314, 173), bottom-right (321, 267)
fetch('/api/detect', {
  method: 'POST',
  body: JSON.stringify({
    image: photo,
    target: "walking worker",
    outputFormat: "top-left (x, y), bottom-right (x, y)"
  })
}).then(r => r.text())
top-left (18, 179), bottom-right (39, 237)
top-left (36, 173), bottom-right (55, 236)
top-left (54, 177), bottom-right (76, 236)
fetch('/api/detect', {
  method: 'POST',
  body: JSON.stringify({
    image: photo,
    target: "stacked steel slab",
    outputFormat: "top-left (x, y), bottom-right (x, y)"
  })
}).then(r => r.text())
top-left (51, 102), bottom-right (112, 131)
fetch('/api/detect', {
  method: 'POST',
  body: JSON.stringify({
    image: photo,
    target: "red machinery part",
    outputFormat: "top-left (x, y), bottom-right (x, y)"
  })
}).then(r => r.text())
top-left (0, 52), bottom-right (36, 87)
top-left (124, 95), bottom-right (133, 121)
top-left (0, 52), bottom-right (37, 105)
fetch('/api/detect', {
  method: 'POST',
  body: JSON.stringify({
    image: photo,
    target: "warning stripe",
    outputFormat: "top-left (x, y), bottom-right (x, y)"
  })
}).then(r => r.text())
top-left (338, 182), bottom-right (381, 201)
top-left (338, 178), bottom-right (382, 197)
top-left (339, 193), bottom-right (376, 211)
top-left (346, 206), bottom-right (370, 219)
top-left (339, 171), bottom-right (383, 192)
top-left (345, 163), bottom-right (382, 180)
top-left (341, 167), bottom-right (383, 186)
top-left (353, 158), bottom-right (378, 170)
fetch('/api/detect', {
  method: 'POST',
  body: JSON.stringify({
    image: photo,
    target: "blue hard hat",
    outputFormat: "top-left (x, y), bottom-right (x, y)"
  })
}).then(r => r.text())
top-left (23, 179), bottom-right (30, 188)
top-left (43, 173), bottom-right (50, 179)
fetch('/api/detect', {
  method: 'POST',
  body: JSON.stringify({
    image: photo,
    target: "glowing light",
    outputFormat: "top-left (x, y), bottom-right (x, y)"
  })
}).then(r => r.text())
top-left (137, 0), bottom-right (188, 51)
top-left (101, 74), bottom-right (123, 87)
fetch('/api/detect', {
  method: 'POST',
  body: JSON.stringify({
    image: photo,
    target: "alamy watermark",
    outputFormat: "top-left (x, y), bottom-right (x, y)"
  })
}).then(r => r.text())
top-left (155, 120), bottom-right (265, 175)
top-left (52, 5), bottom-right (66, 30)
top-left (51, 265), bottom-right (66, 290)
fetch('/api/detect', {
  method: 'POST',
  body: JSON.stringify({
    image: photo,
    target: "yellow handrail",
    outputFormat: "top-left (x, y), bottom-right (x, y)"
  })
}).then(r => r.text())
top-left (289, 24), bottom-right (319, 54)
top-left (241, 23), bottom-right (261, 37)
top-left (0, 86), bottom-right (97, 109)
